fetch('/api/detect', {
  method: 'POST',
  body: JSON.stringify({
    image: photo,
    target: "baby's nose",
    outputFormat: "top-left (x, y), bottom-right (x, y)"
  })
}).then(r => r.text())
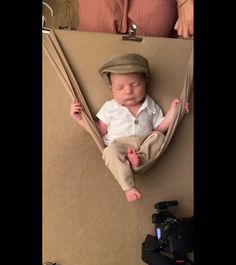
top-left (125, 86), bottom-right (133, 93)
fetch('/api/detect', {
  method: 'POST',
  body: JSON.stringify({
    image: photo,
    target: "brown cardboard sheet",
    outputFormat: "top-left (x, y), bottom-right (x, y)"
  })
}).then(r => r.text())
top-left (43, 30), bottom-right (193, 265)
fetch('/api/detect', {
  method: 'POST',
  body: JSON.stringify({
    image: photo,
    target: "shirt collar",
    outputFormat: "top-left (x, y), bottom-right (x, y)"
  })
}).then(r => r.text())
top-left (139, 95), bottom-right (157, 114)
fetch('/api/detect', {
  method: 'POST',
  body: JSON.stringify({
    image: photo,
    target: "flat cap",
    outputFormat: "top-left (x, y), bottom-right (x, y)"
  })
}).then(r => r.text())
top-left (99, 53), bottom-right (150, 82)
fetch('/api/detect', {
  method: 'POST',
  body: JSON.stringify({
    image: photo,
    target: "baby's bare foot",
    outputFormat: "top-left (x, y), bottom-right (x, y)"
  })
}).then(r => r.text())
top-left (127, 148), bottom-right (141, 168)
top-left (125, 187), bottom-right (142, 202)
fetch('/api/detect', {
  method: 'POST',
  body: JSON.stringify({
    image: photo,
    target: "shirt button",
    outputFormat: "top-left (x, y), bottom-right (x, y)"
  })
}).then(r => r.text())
top-left (134, 119), bottom-right (139, 124)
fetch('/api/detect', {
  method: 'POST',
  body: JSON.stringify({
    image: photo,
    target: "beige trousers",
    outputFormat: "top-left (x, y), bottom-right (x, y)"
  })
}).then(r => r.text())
top-left (102, 131), bottom-right (165, 191)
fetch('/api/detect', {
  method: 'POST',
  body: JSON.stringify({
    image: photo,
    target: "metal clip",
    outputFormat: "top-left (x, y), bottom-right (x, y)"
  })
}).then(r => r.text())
top-left (122, 24), bottom-right (143, 42)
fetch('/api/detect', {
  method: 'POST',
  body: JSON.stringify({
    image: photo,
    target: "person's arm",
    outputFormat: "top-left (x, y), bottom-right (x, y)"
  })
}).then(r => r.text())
top-left (174, 0), bottom-right (194, 39)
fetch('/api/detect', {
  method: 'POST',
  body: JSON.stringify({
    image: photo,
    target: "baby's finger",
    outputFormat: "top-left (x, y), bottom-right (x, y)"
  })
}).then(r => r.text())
top-left (74, 104), bottom-right (83, 110)
top-left (74, 106), bottom-right (82, 112)
top-left (185, 103), bottom-right (190, 113)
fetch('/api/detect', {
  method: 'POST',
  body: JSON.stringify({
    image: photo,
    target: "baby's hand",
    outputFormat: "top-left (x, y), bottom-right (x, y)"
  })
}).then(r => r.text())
top-left (170, 98), bottom-right (181, 110)
top-left (170, 99), bottom-right (190, 114)
top-left (70, 100), bottom-right (83, 121)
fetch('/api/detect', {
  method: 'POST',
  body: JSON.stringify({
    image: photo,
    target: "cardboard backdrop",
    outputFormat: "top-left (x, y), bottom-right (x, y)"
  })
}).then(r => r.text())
top-left (43, 30), bottom-right (193, 265)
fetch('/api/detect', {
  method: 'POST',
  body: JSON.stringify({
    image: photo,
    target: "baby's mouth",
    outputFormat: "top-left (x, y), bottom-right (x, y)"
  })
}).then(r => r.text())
top-left (125, 97), bottom-right (135, 100)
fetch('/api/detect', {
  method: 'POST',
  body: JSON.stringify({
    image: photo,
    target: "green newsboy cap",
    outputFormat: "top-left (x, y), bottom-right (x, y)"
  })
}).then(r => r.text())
top-left (99, 53), bottom-right (150, 83)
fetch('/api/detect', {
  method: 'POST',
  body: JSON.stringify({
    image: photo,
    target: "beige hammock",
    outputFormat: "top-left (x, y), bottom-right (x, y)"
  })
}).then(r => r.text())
top-left (43, 29), bottom-right (193, 172)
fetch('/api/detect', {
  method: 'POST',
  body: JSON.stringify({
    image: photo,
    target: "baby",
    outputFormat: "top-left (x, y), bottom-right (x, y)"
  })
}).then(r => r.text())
top-left (70, 53), bottom-right (189, 202)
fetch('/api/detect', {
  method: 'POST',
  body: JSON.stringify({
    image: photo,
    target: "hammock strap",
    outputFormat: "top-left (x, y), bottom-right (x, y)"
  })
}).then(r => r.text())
top-left (43, 30), bottom-right (105, 153)
top-left (162, 46), bottom-right (193, 152)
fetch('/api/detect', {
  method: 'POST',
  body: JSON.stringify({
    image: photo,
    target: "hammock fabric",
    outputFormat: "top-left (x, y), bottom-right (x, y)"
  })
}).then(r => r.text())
top-left (43, 30), bottom-right (193, 172)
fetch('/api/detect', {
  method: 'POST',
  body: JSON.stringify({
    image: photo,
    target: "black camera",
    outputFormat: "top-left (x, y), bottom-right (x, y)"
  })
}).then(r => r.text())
top-left (142, 200), bottom-right (194, 265)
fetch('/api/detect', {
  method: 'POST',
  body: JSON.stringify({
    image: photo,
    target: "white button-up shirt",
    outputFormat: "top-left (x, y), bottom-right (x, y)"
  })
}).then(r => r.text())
top-left (96, 95), bottom-right (164, 145)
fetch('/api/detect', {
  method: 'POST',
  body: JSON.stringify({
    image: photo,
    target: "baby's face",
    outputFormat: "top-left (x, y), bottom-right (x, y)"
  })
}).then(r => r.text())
top-left (110, 73), bottom-right (147, 107)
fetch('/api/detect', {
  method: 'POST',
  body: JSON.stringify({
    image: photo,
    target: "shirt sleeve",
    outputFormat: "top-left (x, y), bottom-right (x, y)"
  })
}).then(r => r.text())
top-left (152, 103), bottom-right (164, 129)
top-left (96, 101), bottom-right (111, 125)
